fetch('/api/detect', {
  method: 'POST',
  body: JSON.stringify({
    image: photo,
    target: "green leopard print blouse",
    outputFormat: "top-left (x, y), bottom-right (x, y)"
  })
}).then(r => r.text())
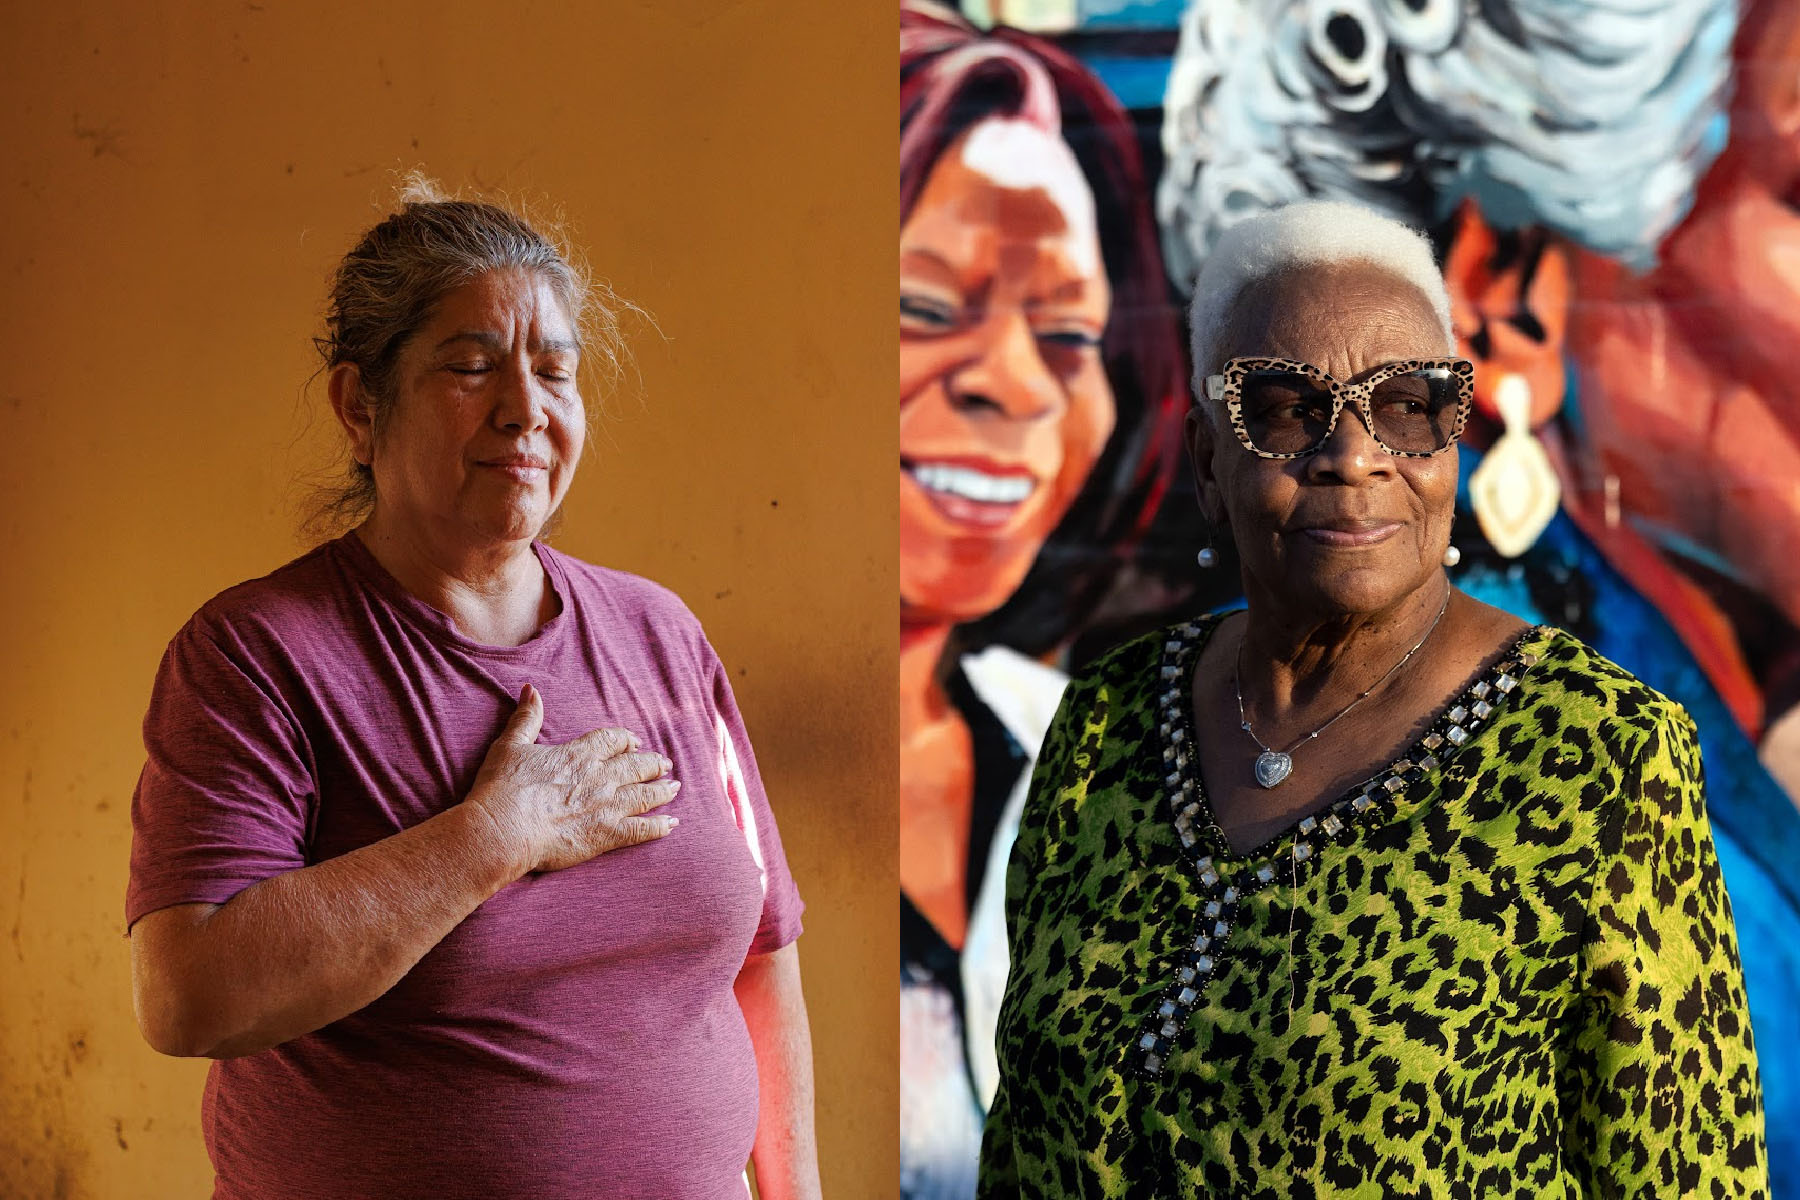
top-left (978, 617), bottom-right (1766, 1199)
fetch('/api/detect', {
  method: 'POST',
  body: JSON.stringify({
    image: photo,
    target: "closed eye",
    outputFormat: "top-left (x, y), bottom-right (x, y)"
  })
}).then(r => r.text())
top-left (1037, 329), bottom-right (1102, 350)
top-left (900, 292), bottom-right (958, 332)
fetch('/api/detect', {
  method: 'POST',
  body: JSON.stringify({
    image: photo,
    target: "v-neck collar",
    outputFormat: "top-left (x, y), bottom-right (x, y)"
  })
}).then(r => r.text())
top-left (1158, 613), bottom-right (1550, 873)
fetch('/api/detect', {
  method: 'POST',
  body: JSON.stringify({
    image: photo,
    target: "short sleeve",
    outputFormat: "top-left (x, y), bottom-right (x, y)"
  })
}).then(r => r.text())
top-left (1564, 706), bottom-right (1768, 1196)
top-left (126, 617), bottom-right (317, 927)
top-left (704, 637), bottom-right (804, 955)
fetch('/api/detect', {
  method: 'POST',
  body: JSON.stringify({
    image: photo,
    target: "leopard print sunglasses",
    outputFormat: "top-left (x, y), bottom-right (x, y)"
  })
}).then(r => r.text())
top-left (1203, 356), bottom-right (1475, 459)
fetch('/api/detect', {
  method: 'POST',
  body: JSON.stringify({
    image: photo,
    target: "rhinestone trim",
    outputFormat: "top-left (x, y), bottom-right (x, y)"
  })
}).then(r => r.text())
top-left (1129, 619), bottom-right (1545, 1078)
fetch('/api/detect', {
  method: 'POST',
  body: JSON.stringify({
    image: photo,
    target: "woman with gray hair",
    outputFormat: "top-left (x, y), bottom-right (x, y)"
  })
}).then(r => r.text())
top-left (125, 187), bottom-right (820, 1200)
top-left (978, 200), bottom-right (1765, 1196)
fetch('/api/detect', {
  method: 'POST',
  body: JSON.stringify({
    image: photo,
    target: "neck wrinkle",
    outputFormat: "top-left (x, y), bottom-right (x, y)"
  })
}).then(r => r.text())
top-left (352, 514), bottom-right (549, 646)
top-left (1236, 575), bottom-right (1451, 717)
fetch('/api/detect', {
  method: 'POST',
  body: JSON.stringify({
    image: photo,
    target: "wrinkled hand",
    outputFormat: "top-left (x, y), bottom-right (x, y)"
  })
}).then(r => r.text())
top-left (467, 684), bottom-right (679, 876)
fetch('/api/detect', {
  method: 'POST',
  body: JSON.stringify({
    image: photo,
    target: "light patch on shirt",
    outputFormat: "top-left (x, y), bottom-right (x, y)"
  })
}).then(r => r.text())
top-left (716, 712), bottom-right (767, 898)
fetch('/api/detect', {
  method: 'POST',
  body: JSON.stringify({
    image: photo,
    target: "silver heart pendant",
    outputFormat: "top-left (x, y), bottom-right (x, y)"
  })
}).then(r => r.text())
top-left (1254, 751), bottom-right (1293, 789)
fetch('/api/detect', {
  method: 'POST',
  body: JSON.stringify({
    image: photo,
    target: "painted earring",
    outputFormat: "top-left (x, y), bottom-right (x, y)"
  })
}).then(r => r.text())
top-left (1468, 373), bottom-right (1559, 557)
top-left (1442, 544), bottom-right (1462, 568)
top-left (1197, 545), bottom-right (1219, 569)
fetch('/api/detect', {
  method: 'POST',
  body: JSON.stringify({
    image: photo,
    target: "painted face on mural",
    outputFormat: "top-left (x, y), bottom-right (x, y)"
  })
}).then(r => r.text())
top-left (1193, 263), bottom-right (1457, 617)
top-left (899, 117), bottom-right (1116, 626)
top-left (360, 268), bottom-right (585, 547)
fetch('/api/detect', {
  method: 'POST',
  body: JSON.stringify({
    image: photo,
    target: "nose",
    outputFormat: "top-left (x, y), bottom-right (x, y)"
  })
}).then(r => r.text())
top-left (493, 358), bottom-right (550, 434)
top-left (1305, 399), bottom-right (1393, 483)
top-left (948, 311), bottom-right (1062, 422)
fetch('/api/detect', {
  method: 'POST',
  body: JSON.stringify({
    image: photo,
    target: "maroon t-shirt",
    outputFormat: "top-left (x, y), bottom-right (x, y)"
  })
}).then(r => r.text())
top-left (128, 534), bottom-right (803, 1199)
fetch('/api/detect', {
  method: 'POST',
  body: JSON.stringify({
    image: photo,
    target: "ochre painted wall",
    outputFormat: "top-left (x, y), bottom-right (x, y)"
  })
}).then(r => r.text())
top-left (0, 3), bottom-right (895, 1196)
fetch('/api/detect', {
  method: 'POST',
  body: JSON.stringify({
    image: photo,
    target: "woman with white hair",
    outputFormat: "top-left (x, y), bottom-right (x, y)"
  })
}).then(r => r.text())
top-left (977, 201), bottom-right (1766, 1196)
top-left (1154, 0), bottom-right (1800, 1187)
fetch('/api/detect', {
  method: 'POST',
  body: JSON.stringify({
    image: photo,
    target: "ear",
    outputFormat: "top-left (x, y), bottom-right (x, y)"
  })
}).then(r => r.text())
top-left (1185, 404), bottom-right (1227, 528)
top-left (327, 364), bottom-right (377, 467)
top-left (1441, 199), bottom-right (1570, 433)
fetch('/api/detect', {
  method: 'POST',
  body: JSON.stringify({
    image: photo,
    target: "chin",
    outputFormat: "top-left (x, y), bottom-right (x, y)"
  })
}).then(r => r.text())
top-left (900, 530), bottom-right (1039, 627)
top-left (900, 568), bottom-right (1030, 630)
top-left (469, 507), bottom-right (551, 546)
top-left (1286, 563), bottom-right (1424, 617)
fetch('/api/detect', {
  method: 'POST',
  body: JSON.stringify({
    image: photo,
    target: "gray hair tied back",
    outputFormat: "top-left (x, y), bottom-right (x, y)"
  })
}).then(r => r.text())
top-left (308, 173), bottom-right (633, 534)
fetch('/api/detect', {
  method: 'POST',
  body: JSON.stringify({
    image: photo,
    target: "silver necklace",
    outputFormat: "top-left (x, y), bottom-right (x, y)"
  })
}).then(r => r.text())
top-left (1234, 585), bottom-right (1451, 788)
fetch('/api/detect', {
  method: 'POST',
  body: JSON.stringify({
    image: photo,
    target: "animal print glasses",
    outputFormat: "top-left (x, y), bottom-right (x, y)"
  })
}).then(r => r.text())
top-left (1203, 357), bottom-right (1475, 459)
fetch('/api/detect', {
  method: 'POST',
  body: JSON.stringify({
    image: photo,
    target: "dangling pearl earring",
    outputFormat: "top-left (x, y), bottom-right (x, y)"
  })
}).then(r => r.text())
top-left (1197, 545), bottom-right (1219, 569)
top-left (1442, 544), bottom-right (1462, 568)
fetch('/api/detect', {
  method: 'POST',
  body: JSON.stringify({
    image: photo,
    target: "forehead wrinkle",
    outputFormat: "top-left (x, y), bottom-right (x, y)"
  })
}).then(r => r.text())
top-left (435, 331), bottom-right (504, 351)
top-left (1221, 264), bottom-right (1449, 376)
top-left (433, 330), bottom-right (579, 355)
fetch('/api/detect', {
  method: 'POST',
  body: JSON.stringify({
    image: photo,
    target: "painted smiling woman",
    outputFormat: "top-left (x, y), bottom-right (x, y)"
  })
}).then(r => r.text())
top-left (898, 4), bottom-right (1186, 1196)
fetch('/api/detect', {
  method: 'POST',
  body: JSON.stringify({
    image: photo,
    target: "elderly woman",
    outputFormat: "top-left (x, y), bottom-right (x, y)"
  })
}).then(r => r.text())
top-left (126, 189), bottom-right (820, 1200)
top-left (978, 201), bottom-right (1767, 1196)
top-left (1156, 0), bottom-right (1800, 1184)
top-left (899, 5), bottom-right (1185, 1196)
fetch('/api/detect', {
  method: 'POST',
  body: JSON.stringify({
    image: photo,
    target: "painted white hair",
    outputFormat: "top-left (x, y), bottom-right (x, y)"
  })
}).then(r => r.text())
top-left (1187, 199), bottom-right (1453, 390)
top-left (1157, 0), bottom-right (1734, 286)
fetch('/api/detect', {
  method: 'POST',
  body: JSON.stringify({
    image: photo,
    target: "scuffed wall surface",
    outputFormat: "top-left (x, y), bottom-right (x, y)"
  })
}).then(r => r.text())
top-left (0, 2), bottom-right (896, 1196)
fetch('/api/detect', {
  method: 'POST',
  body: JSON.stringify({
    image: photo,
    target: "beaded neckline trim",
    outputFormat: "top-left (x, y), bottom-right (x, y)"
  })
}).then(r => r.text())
top-left (1129, 617), bottom-right (1545, 1079)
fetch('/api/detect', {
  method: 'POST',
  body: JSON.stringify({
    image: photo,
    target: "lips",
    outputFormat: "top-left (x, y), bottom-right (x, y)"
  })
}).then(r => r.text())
top-left (476, 448), bottom-right (551, 485)
top-left (1297, 519), bottom-right (1402, 547)
top-left (903, 458), bottom-right (1038, 529)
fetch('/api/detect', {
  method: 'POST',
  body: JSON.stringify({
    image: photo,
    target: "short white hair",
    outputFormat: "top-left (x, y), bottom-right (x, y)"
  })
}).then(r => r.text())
top-left (1186, 199), bottom-right (1453, 390)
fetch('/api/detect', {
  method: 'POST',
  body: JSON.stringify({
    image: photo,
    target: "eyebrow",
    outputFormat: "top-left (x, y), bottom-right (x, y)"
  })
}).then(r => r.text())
top-left (900, 249), bottom-right (997, 313)
top-left (434, 331), bottom-right (580, 353)
top-left (1027, 279), bottom-right (1099, 307)
top-left (899, 248), bottom-right (961, 281)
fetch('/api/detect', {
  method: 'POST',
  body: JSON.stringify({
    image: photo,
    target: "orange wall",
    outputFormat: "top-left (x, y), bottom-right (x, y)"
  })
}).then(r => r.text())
top-left (0, 3), bottom-right (895, 1196)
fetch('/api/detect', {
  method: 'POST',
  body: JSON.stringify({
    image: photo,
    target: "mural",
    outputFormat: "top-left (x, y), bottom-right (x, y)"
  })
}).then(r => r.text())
top-left (900, 0), bottom-right (1800, 1195)
top-left (899, 8), bottom-right (1186, 1194)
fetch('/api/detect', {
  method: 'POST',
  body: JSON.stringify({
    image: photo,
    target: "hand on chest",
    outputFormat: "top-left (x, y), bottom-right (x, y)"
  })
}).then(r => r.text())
top-left (308, 663), bottom-right (765, 893)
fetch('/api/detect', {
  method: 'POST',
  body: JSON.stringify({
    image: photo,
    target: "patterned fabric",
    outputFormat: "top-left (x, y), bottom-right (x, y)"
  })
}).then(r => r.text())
top-left (1450, 495), bottom-right (1800, 1196)
top-left (980, 616), bottom-right (1767, 1198)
